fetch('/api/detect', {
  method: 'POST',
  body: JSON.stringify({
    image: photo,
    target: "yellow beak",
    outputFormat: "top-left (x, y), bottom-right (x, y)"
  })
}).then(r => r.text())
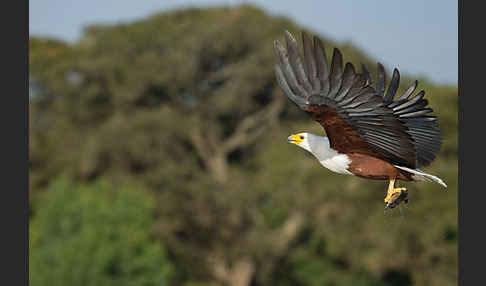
top-left (287, 134), bottom-right (304, 144)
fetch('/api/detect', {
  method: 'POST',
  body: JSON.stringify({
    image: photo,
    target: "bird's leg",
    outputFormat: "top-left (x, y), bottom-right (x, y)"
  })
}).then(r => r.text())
top-left (384, 177), bottom-right (408, 209)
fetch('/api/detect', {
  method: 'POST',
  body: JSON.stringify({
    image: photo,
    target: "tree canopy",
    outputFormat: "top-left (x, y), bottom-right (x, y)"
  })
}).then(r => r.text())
top-left (30, 177), bottom-right (173, 286)
top-left (29, 4), bottom-right (457, 286)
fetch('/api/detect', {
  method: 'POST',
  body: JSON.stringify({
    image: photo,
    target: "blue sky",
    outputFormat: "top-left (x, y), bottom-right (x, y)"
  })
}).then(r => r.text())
top-left (30, 0), bottom-right (457, 84)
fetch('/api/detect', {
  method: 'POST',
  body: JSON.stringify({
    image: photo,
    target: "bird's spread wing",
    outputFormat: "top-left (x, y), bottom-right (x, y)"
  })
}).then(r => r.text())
top-left (361, 63), bottom-right (442, 167)
top-left (274, 31), bottom-right (441, 168)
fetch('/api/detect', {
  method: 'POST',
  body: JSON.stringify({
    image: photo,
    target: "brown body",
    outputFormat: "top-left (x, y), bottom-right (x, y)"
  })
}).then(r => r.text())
top-left (307, 105), bottom-right (417, 169)
top-left (346, 153), bottom-right (413, 181)
top-left (308, 105), bottom-right (415, 181)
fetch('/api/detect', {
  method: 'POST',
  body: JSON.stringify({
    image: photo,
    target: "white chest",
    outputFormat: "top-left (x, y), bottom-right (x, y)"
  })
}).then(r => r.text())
top-left (303, 135), bottom-right (353, 175)
top-left (318, 154), bottom-right (353, 175)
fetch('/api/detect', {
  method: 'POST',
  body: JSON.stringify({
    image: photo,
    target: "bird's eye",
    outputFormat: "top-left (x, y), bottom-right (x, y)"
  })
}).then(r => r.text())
top-left (299, 136), bottom-right (304, 140)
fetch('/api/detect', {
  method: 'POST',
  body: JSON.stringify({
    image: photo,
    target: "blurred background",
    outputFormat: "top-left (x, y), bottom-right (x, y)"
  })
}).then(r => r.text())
top-left (29, 1), bottom-right (458, 286)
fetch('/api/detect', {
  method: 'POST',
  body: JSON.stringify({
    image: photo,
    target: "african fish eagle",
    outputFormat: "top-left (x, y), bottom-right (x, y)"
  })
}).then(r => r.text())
top-left (274, 31), bottom-right (446, 209)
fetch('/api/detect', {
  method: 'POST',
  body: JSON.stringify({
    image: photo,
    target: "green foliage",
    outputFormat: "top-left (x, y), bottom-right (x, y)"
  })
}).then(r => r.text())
top-left (273, 234), bottom-right (390, 286)
top-left (29, 4), bottom-right (457, 286)
top-left (30, 177), bottom-right (173, 286)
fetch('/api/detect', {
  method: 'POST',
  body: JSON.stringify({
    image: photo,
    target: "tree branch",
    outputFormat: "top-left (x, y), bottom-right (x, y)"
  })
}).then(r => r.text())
top-left (222, 95), bottom-right (284, 153)
top-left (272, 212), bottom-right (305, 252)
top-left (189, 127), bottom-right (212, 162)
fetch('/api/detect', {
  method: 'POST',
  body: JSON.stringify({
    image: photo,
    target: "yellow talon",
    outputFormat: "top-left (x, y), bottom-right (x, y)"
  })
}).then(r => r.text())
top-left (384, 178), bottom-right (408, 209)
top-left (384, 187), bottom-right (406, 203)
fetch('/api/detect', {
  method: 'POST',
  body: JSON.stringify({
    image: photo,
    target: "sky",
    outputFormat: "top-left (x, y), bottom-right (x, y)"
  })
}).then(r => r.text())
top-left (29, 0), bottom-right (457, 84)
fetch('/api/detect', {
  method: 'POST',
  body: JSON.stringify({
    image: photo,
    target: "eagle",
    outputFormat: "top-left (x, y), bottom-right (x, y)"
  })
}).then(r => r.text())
top-left (274, 31), bottom-right (446, 209)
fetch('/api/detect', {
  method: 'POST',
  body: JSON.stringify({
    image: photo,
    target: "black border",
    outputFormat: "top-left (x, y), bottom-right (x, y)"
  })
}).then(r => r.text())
top-left (1, 0), bottom-right (29, 284)
top-left (458, 0), bottom-right (484, 285)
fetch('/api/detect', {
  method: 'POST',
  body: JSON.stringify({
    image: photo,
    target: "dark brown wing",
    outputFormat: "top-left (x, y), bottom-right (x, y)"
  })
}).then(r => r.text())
top-left (274, 31), bottom-right (418, 168)
top-left (365, 64), bottom-right (442, 167)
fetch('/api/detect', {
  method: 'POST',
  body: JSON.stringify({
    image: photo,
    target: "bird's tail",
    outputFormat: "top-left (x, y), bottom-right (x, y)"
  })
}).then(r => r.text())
top-left (394, 165), bottom-right (447, 188)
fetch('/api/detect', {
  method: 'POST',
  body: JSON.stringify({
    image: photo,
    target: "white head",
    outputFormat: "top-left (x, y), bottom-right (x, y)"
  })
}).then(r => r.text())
top-left (287, 132), bottom-right (316, 153)
top-left (287, 132), bottom-right (351, 175)
top-left (288, 132), bottom-right (332, 154)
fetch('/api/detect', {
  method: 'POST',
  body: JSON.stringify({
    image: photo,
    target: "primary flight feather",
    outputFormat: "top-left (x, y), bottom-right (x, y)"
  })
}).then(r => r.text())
top-left (274, 31), bottom-right (445, 209)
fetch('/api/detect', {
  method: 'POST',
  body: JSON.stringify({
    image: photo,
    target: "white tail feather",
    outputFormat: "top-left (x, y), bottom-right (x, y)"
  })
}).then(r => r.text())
top-left (394, 165), bottom-right (447, 188)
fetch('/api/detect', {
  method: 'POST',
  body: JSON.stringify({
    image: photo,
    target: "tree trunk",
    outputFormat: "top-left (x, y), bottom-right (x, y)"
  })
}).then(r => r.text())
top-left (210, 254), bottom-right (255, 286)
top-left (227, 257), bottom-right (255, 286)
top-left (206, 153), bottom-right (228, 183)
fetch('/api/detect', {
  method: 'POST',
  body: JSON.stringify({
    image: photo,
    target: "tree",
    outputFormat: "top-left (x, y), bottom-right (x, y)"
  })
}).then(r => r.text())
top-left (29, 4), bottom-right (458, 286)
top-left (29, 177), bottom-right (173, 286)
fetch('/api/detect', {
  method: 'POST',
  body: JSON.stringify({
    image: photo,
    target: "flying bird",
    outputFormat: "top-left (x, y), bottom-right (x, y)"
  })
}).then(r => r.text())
top-left (274, 31), bottom-right (446, 209)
